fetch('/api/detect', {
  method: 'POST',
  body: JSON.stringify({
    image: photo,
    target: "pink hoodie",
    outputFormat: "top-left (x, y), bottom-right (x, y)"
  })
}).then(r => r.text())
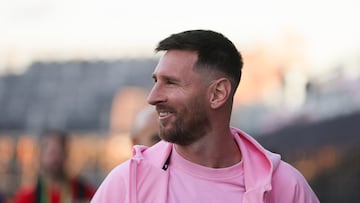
top-left (91, 127), bottom-right (319, 203)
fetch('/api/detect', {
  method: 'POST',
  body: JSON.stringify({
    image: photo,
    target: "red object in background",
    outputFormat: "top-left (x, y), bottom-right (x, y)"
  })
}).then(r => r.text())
top-left (12, 177), bottom-right (95, 203)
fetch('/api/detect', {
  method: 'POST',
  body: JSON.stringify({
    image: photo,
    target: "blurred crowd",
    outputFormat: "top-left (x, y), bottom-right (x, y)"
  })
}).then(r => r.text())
top-left (0, 106), bottom-right (160, 203)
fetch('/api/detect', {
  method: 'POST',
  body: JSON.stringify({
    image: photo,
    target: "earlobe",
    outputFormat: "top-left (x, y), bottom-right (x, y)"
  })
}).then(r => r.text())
top-left (209, 78), bottom-right (231, 109)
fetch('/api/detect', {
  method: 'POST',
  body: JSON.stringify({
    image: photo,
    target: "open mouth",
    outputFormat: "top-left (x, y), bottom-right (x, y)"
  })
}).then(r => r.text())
top-left (156, 105), bottom-right (174, 121)
top-left (158, 111), bottom-right (172, 120)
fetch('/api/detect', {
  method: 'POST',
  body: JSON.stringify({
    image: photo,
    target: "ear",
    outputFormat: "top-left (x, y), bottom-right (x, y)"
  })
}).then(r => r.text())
top-left (208, 78), bottom-right (232, 109)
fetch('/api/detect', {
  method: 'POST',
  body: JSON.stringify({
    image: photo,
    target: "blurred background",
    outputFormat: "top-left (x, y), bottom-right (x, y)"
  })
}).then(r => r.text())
top-left (0, 0), bottom-right (359, 202)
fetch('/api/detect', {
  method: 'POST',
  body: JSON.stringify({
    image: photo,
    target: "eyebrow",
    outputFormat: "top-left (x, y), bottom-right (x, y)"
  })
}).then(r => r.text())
top-left (152, 73), bottom-right (181, 83)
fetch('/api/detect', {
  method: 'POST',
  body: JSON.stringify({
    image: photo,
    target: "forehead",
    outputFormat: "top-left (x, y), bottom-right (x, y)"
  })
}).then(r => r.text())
top-left (153, 50), bottom-right (198, 76)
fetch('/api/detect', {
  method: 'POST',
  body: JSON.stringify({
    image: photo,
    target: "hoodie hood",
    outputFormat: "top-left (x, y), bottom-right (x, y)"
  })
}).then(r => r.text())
top-left (128, 142), bottom-right (172, 203)
top-left (132, 141), bottom-right (173, 168)
top-left (230, 127), bottom-right (281, 202)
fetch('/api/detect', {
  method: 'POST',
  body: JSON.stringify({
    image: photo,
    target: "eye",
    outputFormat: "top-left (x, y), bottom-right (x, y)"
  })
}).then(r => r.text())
top-left (165, 78), bottom-right (176, 85)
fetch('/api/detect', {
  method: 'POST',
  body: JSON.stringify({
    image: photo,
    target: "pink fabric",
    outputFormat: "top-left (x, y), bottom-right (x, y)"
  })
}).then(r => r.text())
top-left (167, 145), bottom-right (245, 202)
top-left (91, 127), bottom-right (320, 203)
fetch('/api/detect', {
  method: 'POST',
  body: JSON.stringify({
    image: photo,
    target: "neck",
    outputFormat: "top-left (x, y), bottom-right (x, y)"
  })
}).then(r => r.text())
top-left (174, 127), bottom-right (241, 168)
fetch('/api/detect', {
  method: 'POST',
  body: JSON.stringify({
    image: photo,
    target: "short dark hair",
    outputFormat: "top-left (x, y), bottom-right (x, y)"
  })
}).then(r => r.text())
top-left (155, 30), bottom-right (243, 93)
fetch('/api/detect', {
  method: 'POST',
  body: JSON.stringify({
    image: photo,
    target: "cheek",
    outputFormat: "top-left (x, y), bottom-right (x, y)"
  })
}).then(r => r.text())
top-left (189, 88), bottom-right (210, 107)
top-left (180, 96), bottom-right (207, 120)
top-left (168, 83), bottom-right (209, 110)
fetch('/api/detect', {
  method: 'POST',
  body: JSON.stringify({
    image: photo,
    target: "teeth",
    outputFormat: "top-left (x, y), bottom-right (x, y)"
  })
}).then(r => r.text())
top-left (159, 112), bottom-right (168, 116)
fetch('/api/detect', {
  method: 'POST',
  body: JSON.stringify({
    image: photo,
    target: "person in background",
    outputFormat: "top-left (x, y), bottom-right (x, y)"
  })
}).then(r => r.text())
top-left (13, 130), bottom-right (95, 203)
top-left (91, 30), bottom-right (319, 202)
top-left (129, 106), bottom-right (160, 146)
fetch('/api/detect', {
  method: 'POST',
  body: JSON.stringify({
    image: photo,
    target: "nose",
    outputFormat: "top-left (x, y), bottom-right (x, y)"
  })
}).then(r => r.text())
top-left (147, 83), bottom-right (166, 105)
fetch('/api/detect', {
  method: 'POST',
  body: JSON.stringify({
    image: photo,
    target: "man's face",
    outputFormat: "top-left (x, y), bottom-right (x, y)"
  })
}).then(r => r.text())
top-left (147, 50), bottom-right (211, 145)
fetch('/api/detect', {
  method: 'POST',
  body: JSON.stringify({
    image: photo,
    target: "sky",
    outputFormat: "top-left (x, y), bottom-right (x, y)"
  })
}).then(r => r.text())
top-left (0, 0), bottom-right (359, 74)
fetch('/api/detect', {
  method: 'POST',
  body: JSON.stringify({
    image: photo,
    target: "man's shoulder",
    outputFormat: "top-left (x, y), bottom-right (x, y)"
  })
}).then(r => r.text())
top-left (107, 160), bottom-right (132, 177)
top-left (270, 160), bottom-right (319, 202)
top-left (272, 160), bottom-right (311, 188)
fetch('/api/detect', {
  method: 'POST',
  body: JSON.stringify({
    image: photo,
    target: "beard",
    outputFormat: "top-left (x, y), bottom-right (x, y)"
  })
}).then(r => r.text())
top-left (159, 98), bottom-right (210, 146)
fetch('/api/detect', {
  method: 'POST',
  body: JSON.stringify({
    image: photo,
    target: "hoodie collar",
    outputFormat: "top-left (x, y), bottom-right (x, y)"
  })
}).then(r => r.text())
top-left (132, 141), bottom-right (173, 169)
top-left (131, 128), bottom-right (280, 193)
top-left (231, 127), bottom-right (280, 192)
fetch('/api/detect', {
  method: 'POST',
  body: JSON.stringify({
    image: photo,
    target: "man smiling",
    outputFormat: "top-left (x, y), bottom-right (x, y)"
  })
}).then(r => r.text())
top-left (91, 30), bottom-right (319, 203)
